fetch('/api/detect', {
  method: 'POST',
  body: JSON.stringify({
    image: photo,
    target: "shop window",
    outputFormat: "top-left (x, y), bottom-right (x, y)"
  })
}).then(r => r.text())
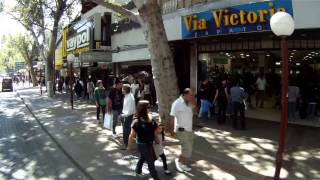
top-left (242, 41), bottom-right (249, 50)
top-left (307, 40), bottom-right (315, 49)
top-left (255, 40), bottom-right (261, 49)
top-left (315, 40), bottom-right (320, 48)
top-left (249, 41), bottom-right (255, 49)
top-left (301, 40), bottom-right (307, 48)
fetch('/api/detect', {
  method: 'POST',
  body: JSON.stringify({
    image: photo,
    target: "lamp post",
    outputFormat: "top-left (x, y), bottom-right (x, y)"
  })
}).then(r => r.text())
top-left (67, 54), bottom-right (75, 110)
top-left (270, 12), bottom-right (295, 180)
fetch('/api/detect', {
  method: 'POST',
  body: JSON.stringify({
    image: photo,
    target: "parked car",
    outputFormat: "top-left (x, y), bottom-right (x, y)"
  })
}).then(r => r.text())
top-left (1, 77), bottom-right (13, 92)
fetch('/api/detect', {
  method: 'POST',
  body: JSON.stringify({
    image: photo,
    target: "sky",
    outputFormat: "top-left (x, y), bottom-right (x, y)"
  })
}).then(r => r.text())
top-left (0, 0), bottom-right (25, 37)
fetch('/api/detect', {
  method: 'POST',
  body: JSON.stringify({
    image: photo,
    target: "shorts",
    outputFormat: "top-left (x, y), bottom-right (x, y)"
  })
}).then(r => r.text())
top-left (176, 131), bottom-right (194, 158)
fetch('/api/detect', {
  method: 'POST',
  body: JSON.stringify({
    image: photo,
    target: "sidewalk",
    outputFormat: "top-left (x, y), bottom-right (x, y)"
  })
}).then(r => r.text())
top-left (17, 88), bottom-right (320, 180)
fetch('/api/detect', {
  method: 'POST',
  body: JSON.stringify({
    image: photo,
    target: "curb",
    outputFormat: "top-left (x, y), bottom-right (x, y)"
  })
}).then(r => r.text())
top-left (16, 91), bottom-right (95, 180)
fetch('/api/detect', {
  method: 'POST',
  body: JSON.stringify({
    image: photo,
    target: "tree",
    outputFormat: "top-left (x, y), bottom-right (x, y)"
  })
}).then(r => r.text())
top-left (9, 0), bottom-right (79, 97)
top-left (8, 34), bottom-right (39, 87)
top-left (0, 35), bottom-right (24, 73)
top-left (91, 0), bottom-right (179, 131)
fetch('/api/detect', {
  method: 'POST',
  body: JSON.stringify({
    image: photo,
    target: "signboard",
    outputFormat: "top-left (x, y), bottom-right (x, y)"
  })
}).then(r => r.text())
top-left (79, 51), bottom-right (112, 63)
top-left (15, 62), bottom-right (25, 71)
top-left (63, 19), bottom-right (94, 55)
top-left (67, 28), bottom-right (90, 52)
top-left (181, 0), bottom-right (293, 39)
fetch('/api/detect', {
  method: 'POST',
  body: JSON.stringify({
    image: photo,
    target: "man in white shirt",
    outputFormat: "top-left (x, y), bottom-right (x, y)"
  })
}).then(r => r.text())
top-left (170, 88), bottom-right (197, 172)
top-left (121, 84), bottom-right (136, 149)
top-left (256, 74), bottom-right (267, 108)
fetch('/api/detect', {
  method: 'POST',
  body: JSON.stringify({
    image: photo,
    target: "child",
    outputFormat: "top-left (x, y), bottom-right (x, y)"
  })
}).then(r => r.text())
top-left (154, 122), bottom-right (172, 175)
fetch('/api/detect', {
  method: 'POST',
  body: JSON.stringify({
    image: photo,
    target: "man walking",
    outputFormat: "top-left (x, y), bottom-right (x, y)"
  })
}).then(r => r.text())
top-left (256, 74), bottom-right (266, 108)
top-left (170, 88), bottom-right (197, 172)
top-left (120, 84), bottom-right (135, 150)
top-left (230, 80), bottom-right (247, 130)
top-left (107, 79), bottom-right (124, 137)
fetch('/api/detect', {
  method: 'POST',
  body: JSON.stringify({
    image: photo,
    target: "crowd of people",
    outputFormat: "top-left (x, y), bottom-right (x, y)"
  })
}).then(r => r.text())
top-left (92, 77), bottom-right (198, 179)
top-left (197, 66), bottom-right (320, 127)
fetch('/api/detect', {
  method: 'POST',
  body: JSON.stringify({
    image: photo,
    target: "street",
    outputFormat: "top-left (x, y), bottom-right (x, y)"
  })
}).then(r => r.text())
top-left (0, 91), bottom-right (87, 180)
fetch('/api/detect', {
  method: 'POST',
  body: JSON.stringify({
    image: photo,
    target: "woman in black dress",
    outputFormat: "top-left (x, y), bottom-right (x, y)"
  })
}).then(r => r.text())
top-left (127, 100), bottom-right (160, 180)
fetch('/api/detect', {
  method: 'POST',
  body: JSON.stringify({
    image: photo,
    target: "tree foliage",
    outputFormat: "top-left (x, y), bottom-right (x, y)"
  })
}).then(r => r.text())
top-left (9, 0), bottom-right (80, 95)
top-left (0, 35), bottom-right (24, 73)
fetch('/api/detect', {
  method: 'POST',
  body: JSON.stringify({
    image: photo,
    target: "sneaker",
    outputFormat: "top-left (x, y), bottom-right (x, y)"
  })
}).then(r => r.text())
top-left (175, 158), bottom-right (184, 172)
top-left (164, 170), bottom-right (172, 175)
top-left (180, 164), bottom-right (192, 172)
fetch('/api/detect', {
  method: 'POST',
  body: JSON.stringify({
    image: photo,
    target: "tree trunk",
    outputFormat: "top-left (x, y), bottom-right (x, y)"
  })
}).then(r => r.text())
top-left (27, 58), bottom-right (38, 87)
top-left (45, 2), bottom-right (64, 97)
top-left (135, 0), bottom-right (179, 132)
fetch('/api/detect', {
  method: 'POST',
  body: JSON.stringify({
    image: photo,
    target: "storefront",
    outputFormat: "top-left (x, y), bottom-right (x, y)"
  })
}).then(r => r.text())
top-left (55, 11), bottom-right (113, 87)
top-left (178, 0), bottom-right (320, 122)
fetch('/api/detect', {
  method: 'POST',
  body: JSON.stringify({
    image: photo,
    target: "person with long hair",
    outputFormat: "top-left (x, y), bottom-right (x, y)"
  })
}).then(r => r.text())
top-left (127, 100), bottom-right (160, 180)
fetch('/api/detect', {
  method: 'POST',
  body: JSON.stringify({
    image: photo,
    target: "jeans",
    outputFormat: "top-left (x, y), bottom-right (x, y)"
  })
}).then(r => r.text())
top-left (256, 90), bottom-right (265, 108)
top-left (288, 102), bottom-right (297, 120)
top-left (232, 102), bottom-right (246, 130)
top-left (112, 109), bottom-right (122, 134)
top-left (159, 153), bottom-right (168, 170)
top-left (122, 115), bottom-right (133, 147)
top-left (96, 105), bottom-right (106, 122)
top-left (307, 102), bottom-right (317, 118)
top-left (217, 103), bottom-right (227, 124)
top-left (136, 144), bottom-right (159, 180)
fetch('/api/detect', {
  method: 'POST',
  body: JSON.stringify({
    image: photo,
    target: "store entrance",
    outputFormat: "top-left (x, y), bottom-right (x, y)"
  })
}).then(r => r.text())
top-left (198, 49), bottom-right (320, 126)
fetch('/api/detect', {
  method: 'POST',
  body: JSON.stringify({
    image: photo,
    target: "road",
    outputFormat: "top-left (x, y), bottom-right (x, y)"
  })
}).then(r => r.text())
top-left (0, 91), bottom-right (88, 180)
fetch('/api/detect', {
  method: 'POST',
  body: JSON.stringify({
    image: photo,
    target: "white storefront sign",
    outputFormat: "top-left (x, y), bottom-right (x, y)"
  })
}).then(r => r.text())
top-left (67, 28), bottom-right (90, 52)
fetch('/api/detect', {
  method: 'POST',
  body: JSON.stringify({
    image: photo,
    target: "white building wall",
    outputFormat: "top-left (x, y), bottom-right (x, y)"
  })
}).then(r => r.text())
top-left (111, 0), bottom-right (320, 62)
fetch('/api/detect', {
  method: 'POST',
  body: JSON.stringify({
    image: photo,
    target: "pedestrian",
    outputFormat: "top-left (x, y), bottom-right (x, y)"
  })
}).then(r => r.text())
top-left (74, 80), bottom-right (83, 98)
top-left (94, 80), bottom-right (107, 124)
top-left (154, 122), bottom-right (172, 175)
top-left (230, 80), bottom-right (246, 130)
top-left (120, 84), bottom-right (135, 150)
top-left (256, 74), bottom-right (267, 108)
top-left (107, 78), bottom-right (124, 137)
top-left (197, 79), bottom-right (215, 121)
top-left (214, 78), bottom-right (229, 125)
top-left (87, 79), bottom-right (95, 101)
top-left (288, 80), bottom-right (300, 120)
top-left (127, 100), bottom-right (160, 180)
top-left (170, 88), bottom-right (196, 172)
top-left (131, 79), bottom-right (140, 104)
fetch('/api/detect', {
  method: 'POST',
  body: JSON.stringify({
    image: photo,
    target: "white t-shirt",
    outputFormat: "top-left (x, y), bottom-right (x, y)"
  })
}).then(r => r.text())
top-left (122, 93), bottom-right (136, 117)
top-left (256, 78), bottom-right (266, 91)
top-left (170, 96), bottom-right (193, 132)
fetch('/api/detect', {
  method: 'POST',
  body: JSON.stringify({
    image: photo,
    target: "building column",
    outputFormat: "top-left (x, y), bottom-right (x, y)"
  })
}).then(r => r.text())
top-left (190, 43), bottom-right (198, 92)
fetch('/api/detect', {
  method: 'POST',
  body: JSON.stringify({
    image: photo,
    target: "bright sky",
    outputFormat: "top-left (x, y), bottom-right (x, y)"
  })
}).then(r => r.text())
top-left (0, 0), bottom-right (25, 37)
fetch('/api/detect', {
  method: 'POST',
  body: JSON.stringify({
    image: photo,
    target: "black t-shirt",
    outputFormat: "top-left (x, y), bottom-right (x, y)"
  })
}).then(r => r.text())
top-left (108, 88), bottom-right (124, 110)
top-left (131, 118), bottom-right (158, 144)
top-left (198, 82), bottom-right (215, 101)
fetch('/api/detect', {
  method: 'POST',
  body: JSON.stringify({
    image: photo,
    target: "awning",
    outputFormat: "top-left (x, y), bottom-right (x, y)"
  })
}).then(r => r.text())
top-left (79, 51), bottom-right (112, 63)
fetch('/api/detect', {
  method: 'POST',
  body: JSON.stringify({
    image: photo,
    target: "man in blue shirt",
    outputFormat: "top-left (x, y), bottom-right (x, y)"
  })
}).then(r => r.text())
top-left (230, 80), bottom-right (246, 130)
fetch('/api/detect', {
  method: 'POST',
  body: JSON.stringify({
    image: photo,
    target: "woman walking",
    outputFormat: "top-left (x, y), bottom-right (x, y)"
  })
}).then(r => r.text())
top-left (127, 100), bottom-right (160, 180)
top-left (214, 79), bottom-right (229, 125)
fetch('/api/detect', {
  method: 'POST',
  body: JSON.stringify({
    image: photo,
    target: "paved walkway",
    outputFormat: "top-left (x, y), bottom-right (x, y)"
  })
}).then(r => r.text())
top-left (17, 88), bottom-right (320, 180)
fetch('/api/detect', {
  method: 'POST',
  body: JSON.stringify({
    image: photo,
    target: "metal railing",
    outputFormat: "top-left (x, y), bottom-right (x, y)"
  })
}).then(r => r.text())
top-left (161, 0), bottom-right (213, 14)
